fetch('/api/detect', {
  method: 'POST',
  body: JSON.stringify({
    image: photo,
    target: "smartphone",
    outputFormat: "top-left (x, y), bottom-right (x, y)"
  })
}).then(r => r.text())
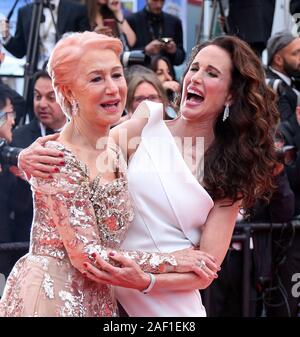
top-left (103, 18), bottom-right (118, 36)
top-left (160, 37), bottom-right (173, 45)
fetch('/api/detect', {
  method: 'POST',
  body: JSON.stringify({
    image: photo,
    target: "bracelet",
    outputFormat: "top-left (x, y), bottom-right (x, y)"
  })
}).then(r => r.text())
top-left (141, 273), bottom-right (156, 294)
top-left (116, 17), bottom-right (124, 24)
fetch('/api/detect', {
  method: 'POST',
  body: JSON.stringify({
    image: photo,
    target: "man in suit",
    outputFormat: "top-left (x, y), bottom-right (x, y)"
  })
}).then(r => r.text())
top-left (0, 0), bottom-right (90, 70)
top-left (227, 0), bottom-right (275, 57)
top-left (265, 31), bottom-right (300, 121)
top-left (9, 70), bottom-right (66, 243)
top-left (127, 0), bottom-right (185, 67)
top-left (0, 91), bottom-right (17, 279)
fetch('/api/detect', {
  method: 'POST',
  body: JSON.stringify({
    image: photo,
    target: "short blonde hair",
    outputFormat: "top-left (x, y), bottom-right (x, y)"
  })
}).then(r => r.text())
top-left (47, 31), bottom-right (123, 117)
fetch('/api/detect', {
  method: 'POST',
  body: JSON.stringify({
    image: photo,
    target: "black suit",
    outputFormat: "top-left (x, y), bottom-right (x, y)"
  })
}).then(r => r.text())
top-left (9, 118), bottom-right (43, 242)
top-left (265, 67), bottom-right (298, 121)
top-left (228, 0), bottom-right (275, 56)
top-left (0, 168), bottom-right (16, 278)
top-left (290, 0), bottom-right (300, 15)
top-left (127, 7), bottom-right (185, 66)
top-left (3, 0), bottom-right (90, 68)
top-left (0, 119), bottom-right (40, 278)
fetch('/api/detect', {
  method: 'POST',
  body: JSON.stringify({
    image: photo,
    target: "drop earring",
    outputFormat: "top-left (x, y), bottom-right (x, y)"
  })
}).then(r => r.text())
top-left (223, 104), bottom-right (230, 122)
top-left (71, 99), bottom-right (78, 116)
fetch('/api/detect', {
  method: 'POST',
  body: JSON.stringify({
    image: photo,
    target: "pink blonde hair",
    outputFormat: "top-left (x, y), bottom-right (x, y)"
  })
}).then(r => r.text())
top-left (47, 31), bottom-right (123, 117)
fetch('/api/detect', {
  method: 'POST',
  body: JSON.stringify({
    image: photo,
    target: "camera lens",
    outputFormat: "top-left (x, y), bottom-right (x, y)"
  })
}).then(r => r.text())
top-left (120, 50), bottom-right (150, 68)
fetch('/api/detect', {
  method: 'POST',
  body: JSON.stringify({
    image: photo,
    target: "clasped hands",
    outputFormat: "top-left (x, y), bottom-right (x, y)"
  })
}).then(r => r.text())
top-left (82, 247), bottom-right (220, 291)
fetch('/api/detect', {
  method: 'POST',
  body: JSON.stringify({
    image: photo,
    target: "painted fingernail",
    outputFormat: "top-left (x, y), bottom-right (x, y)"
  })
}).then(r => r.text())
top-left (83, 263), bottom-right (88, 268)
top-left (109, 252), bottom-right (115, 257)
top-left (92, 253), bottom-right (96, 258)
top-left (60, 161), bottom-right (65, 166)
top-left (59, 153), bottom-right (64, 157)
top-left (54, 167), bottom-right (60, 172)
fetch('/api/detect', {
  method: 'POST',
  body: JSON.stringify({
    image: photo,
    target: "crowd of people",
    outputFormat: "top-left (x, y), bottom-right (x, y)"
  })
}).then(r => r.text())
top-left (0, 0), bottom-right (299, 317)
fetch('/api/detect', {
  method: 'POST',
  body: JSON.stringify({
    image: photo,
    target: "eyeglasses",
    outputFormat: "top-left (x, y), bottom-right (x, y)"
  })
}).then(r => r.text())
top-left (133, 95), bottom-right (162, 104)
top-left (0, 110), bottom-right (16, 127)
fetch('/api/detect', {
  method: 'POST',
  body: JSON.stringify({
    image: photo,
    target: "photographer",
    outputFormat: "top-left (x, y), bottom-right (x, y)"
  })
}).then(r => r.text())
top-left (127, 0), bottom-right (185, 68)
top-left (0, 91), bottom-right (21, 282)
top-left (0, 92), bottom-right (22, 168)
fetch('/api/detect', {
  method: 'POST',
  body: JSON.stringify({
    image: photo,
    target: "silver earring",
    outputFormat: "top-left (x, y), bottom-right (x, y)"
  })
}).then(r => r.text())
top-left (71, 99), bottom-right (78, 116)
top-left (223, 104), bottom-right (230, 122)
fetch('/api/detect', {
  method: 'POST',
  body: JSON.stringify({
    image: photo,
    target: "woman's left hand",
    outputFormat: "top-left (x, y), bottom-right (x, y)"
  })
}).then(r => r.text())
top-left (172, 247), bottom-right (220, 280)
top-left (83, 252), bottom-right (150, 290)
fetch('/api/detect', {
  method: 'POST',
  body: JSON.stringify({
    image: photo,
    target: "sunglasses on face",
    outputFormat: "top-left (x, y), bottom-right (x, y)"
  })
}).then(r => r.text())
top-left (0, 110), bottom-right (16, 127)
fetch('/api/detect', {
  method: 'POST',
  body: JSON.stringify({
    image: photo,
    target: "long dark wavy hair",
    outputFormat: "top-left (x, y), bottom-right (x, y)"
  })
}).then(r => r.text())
top-left (176, 35), bottom-right (279, 212)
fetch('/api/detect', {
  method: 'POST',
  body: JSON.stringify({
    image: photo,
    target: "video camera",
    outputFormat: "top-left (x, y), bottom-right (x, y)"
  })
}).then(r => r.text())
top-left (0, 138), bottom-right (22, 166)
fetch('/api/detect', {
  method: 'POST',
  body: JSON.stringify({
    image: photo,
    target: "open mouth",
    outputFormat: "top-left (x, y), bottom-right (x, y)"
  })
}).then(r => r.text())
top-left (100, 99), bottom-right (120, 112)
top-left (187, 89), bottom-right (204, 104)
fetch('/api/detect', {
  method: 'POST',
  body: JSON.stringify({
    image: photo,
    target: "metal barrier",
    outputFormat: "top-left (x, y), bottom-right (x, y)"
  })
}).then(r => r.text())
top-left (0, 242), bottom-right (29, 252)
top-left (203, 219), bottom-right (300, 317)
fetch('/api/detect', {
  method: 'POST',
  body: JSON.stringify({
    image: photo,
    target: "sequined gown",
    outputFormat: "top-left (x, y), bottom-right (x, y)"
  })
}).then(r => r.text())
top-left (0, 141), bottom-right (176, 317)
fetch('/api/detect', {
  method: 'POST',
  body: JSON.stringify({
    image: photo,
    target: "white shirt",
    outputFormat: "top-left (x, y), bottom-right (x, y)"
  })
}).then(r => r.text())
top-left (39, 0), bottom-right (60, 69)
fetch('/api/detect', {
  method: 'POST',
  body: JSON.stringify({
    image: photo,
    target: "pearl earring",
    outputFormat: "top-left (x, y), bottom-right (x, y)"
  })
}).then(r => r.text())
top-left (223, 104), bottom-right (230, 122)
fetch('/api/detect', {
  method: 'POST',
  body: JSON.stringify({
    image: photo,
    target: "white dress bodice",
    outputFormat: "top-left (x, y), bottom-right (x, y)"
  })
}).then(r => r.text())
top-left (116, 102), bottom-right (214, 317)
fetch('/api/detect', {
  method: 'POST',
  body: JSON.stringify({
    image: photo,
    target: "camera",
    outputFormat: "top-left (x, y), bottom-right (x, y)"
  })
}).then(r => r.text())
top-left (0, 138), bottom-right (23, 166)
top-left (120, 50), bottom-right (151, 68)
top-left (276, 145), bottom-right (297, 166)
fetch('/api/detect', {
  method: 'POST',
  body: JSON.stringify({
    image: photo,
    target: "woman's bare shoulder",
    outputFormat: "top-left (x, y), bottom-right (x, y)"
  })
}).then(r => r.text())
top-left (109, 118), bottom-right (148, 160)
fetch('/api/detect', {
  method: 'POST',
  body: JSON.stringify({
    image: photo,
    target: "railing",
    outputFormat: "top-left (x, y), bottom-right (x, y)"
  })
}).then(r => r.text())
top-left (203, 219), bottom-right (300, 317)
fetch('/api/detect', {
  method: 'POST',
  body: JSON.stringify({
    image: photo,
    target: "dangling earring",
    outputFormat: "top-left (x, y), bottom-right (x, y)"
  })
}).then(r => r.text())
top-left (71, 99), bottom-right (78, 116)
top-left (223, 104), bottom-right (230, 122)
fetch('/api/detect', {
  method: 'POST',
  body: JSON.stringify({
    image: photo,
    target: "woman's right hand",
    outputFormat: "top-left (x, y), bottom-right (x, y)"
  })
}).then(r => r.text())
top-left (171, 247), bottom-right (220, 280)
top-left (163, 80), bottom-right (180, 94)
top-left (94, 25), bottom-right (113, 36)
top-left (18, 134), bottom-right (64, 179)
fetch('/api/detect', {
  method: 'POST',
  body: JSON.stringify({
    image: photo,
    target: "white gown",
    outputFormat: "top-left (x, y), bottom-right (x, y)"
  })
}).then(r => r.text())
top-left (116, 101), bottom-right (214, 317)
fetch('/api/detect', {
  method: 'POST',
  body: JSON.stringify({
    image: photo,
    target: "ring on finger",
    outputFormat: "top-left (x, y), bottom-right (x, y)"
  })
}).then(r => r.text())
top-left (198, 259), bottom-right (206, 270)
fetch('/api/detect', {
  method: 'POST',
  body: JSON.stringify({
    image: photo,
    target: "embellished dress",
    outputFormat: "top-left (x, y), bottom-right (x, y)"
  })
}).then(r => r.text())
top-left (0, 141), bottom-right (176, 317)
